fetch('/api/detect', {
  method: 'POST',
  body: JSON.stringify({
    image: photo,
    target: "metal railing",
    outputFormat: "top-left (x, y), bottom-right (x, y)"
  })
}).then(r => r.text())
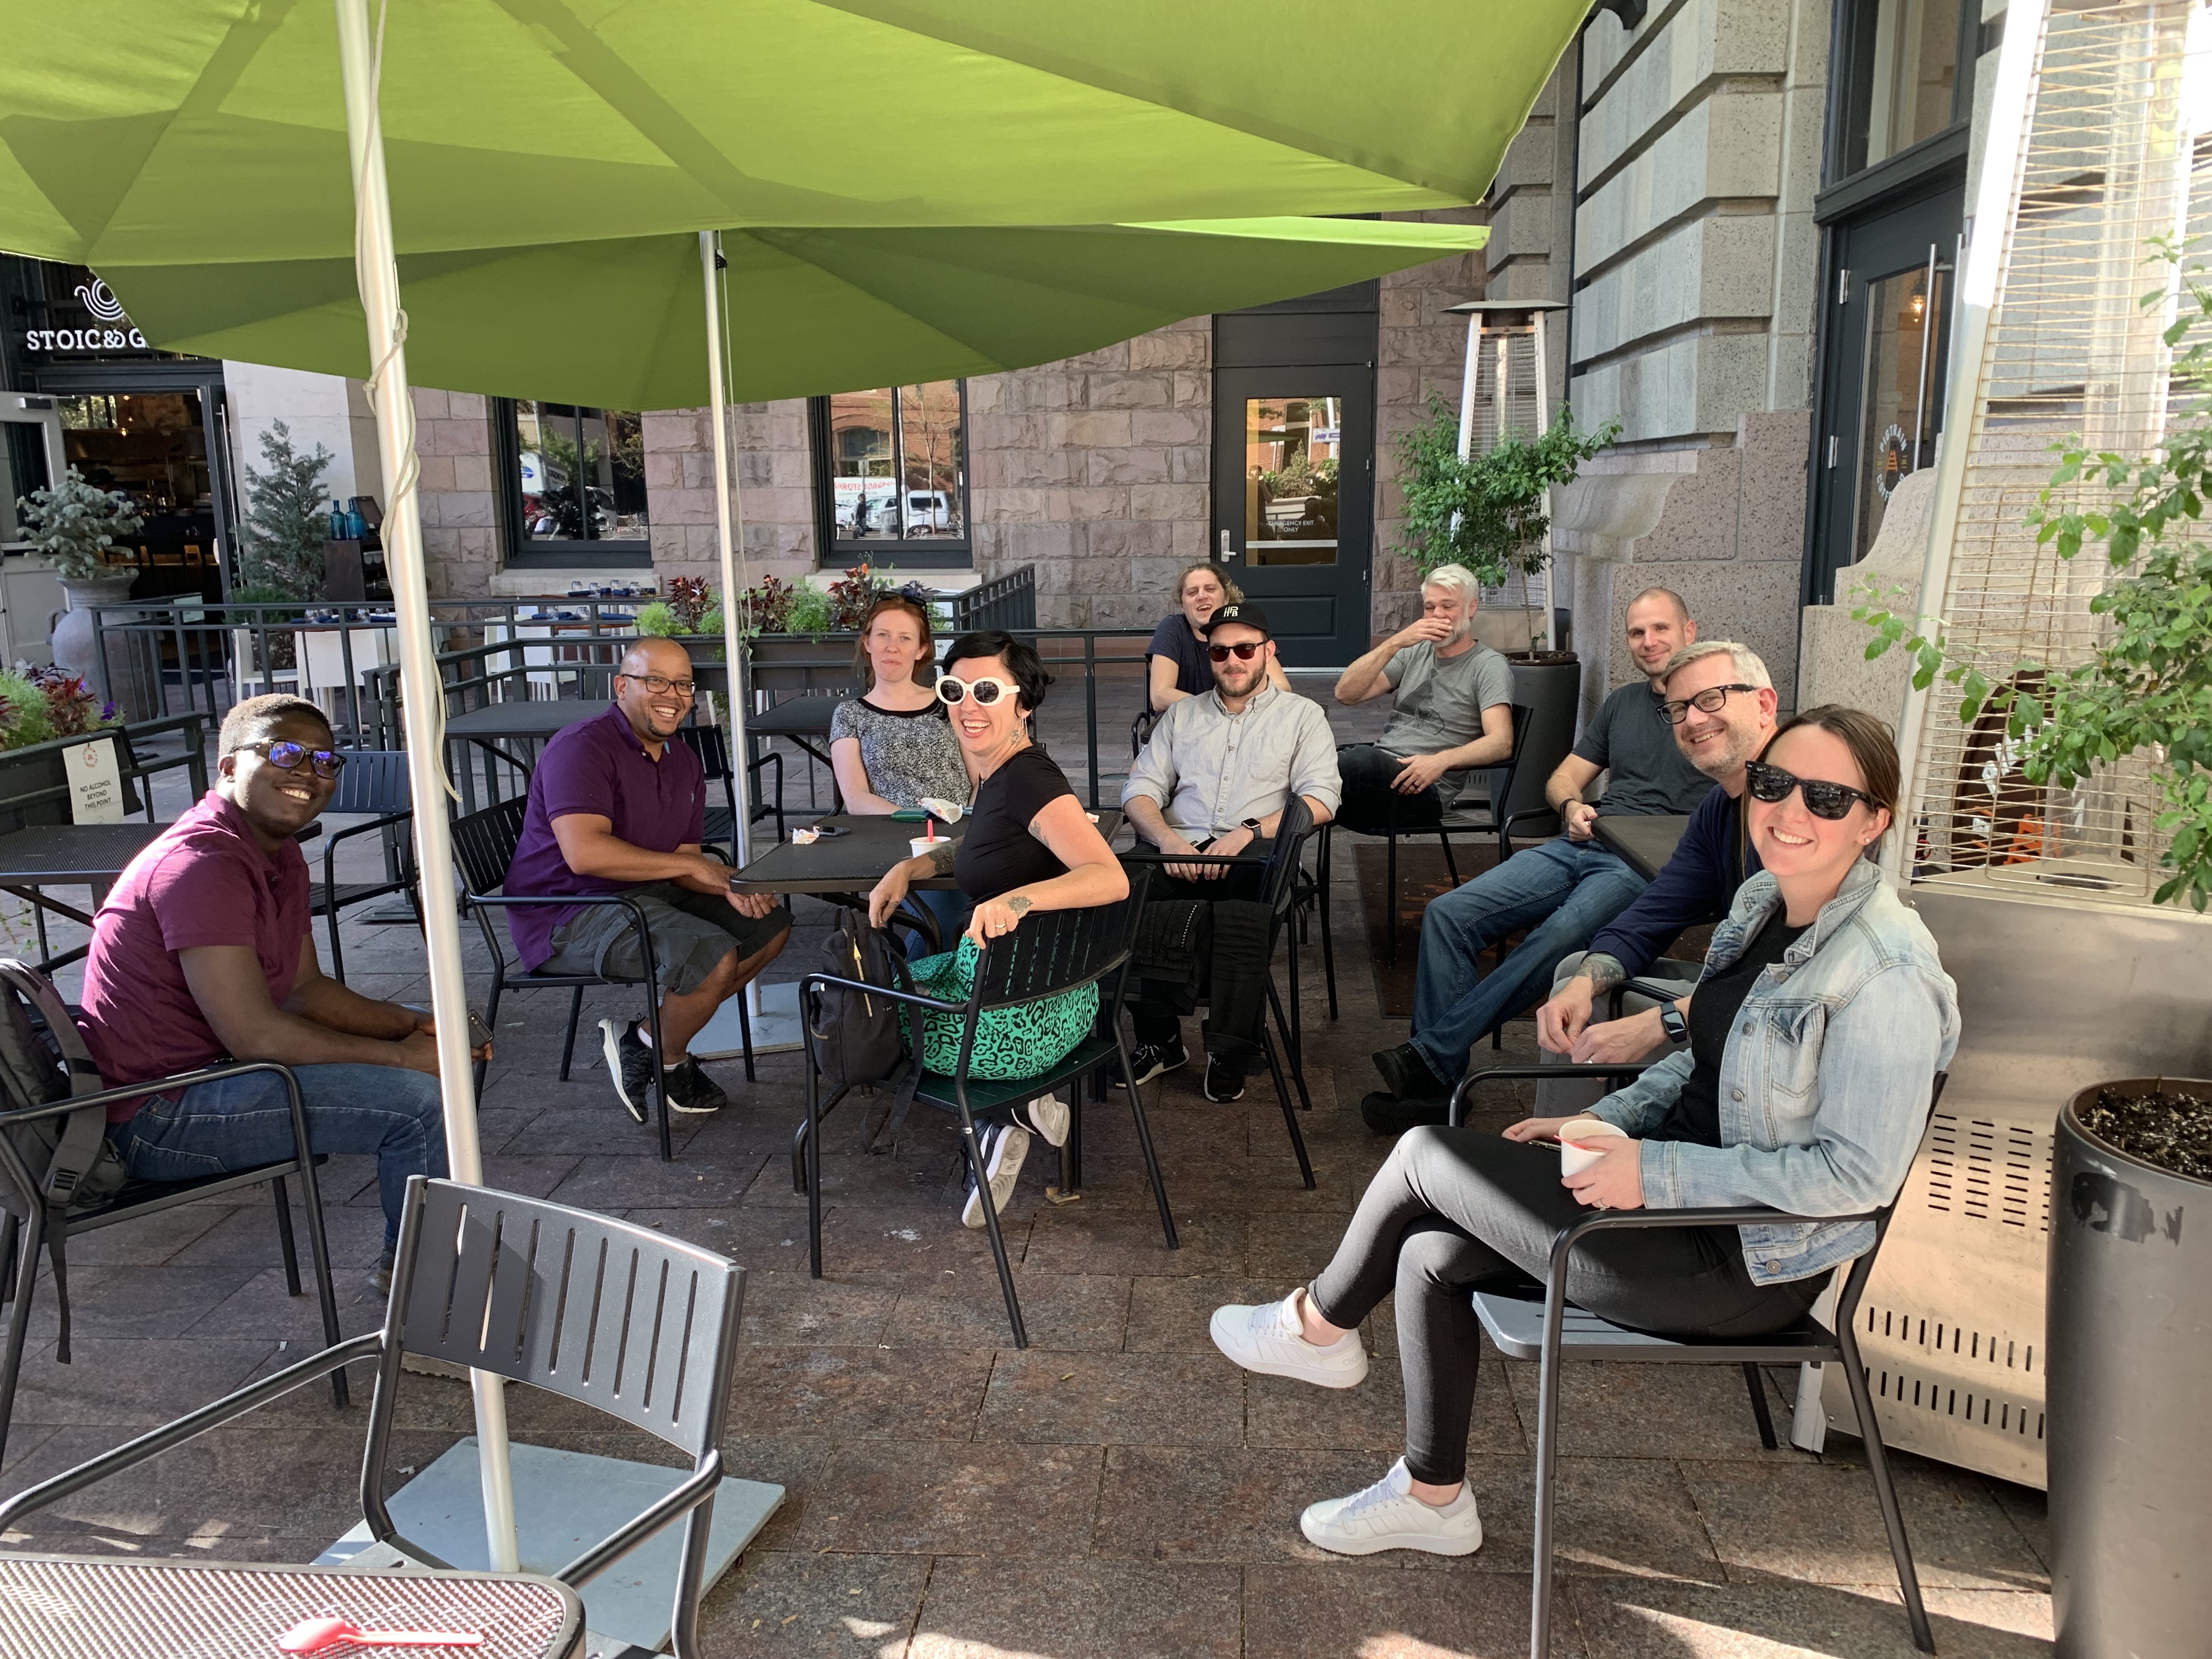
top-left (952, 566), bottom-right (1037, 633)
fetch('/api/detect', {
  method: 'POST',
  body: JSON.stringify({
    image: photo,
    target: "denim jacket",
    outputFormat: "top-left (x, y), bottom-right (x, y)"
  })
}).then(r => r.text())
top-left (1587, 858), bottom-right (1960, 1285)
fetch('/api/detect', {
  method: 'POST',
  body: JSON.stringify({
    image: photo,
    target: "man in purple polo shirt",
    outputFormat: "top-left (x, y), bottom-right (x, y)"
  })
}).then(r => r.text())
top-left (507, 636), bottom-right (789, 1120)
top-left (78, 694), bottom-right (462, 1292)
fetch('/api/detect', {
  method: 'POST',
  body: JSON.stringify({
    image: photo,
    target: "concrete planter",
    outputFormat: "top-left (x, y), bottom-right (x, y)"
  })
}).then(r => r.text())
top-left (2048, 1081), bottom-right (2212, 1658)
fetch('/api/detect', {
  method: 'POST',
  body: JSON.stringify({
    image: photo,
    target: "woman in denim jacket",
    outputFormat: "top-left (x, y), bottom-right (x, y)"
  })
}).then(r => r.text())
top-left (1211, 706), bottom-right (1959, 1559)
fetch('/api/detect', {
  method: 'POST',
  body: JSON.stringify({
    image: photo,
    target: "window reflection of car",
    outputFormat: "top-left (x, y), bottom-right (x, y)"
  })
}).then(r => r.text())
top-left (902, 491), bottom-right (954, 535)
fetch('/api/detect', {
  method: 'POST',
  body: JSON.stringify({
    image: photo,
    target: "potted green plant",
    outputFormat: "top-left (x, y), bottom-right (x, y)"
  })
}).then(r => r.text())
top-left (13, 466), bottom-right (144, 687)
top-left (235, 420), bottom-right (335, 600)
top-left (1857, 241), bottom-right (2212, 1659)
top-left (1395, 397), bottom-right (1617, 830)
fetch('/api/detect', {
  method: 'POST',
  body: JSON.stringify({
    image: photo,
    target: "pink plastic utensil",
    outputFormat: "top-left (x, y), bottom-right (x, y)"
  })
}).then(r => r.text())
top-left (277, 1616), bottom-right (486, 1654)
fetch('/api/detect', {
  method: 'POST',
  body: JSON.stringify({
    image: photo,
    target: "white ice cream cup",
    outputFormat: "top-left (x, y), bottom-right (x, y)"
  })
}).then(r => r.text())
top-left (1558, 1118), bottom-right (1627, 1177)
top-left (910, 837), bottom-right (941, 860)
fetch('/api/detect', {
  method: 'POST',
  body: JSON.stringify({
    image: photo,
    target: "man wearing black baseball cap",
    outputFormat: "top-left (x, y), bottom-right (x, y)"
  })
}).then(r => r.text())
top-left (1119, 599), bottom-right (1340, 1101)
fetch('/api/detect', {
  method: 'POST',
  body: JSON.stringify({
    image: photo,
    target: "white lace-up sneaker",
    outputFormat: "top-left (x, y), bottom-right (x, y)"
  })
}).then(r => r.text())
top-left (1015, 1093), bottom-right (1070, 1149)
top-left (1299, 1458), bottom-right (1483, 1557)
top-left (1209, 1291), bottom-right (1369, 1389)
top-left (961, 1121), bottom-right (1031, 1229)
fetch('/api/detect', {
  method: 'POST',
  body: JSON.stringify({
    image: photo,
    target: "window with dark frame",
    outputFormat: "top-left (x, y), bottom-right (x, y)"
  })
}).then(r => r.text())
top-left (809, 381), bottom-right (971, 568)
top-left (1829, 0), bottom-right (1979, 185)
top-left (492, 397), bottom-right (651, 567)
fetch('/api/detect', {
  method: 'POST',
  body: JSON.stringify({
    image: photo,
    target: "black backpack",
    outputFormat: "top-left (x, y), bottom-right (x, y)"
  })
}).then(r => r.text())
top-left (799, 910), bottom-right (922, 1158)
top-left (0, 960), bottom-right (127, 1364)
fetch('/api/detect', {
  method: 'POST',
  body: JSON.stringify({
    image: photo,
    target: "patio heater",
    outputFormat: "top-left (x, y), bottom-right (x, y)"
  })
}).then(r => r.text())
top-left (1788, 0), bottom-right (2212, 1493)
top-left (1445, 299), bottom-right (1568, 652)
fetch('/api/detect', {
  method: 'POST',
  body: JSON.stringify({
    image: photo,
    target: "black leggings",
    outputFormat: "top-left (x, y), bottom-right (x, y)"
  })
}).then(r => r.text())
top-left (1307, 1125), bottom-right (1824, 1486)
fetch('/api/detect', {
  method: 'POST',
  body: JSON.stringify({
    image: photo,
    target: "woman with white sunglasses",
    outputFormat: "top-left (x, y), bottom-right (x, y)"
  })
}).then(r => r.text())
top-left (868, 630), bottom-right (1128, 1221)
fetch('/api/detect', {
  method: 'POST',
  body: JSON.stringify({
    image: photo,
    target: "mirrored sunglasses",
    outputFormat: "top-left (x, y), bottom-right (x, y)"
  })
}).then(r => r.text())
top-left (238, 739), bottom-right (346, 779)
top-left (1743, 760), bottom-right (1876, 820)
top-left (936, 675), bottom-right (1019, 707)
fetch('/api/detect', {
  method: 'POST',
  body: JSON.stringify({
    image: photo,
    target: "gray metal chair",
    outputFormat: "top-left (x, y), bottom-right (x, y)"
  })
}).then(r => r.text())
top-left (0, 1177), bottom-right (744, 1659)
top-left (1448, 1066), bottom-right (1944, 1659)
top-left (309, 748), bottom-right (418, 985)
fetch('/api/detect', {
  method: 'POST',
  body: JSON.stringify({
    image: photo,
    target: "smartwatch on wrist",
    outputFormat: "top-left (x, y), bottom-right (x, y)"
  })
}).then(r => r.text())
top-left (1240, 817), bottom-right (1262, 834)
top-left (1658, 1004), bottom-right (1690, 1045)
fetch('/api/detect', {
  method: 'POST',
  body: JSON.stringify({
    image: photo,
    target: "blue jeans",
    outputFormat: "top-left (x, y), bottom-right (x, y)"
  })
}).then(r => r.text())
top-left (1409, 837), bottom-right (1650, 1084)
top-left (906, 888), bottom-right (973, 961)
top-left (109, 1064), bottom-right (449, 1247)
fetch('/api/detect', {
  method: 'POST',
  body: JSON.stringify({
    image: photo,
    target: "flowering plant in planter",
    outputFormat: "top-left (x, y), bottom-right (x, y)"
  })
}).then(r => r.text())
top-left (0, 665), bottom-right (121, 751)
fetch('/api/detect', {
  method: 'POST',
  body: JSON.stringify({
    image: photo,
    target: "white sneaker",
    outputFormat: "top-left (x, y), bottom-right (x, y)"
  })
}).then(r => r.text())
top-left (1300, 1458), bottom-right (1483, 1557)
top-left (961, 1121), bottom-right (1031, 1229)
top-left (1016, 1093), bottom-right (1070, 1149)
top-left (1209, 1291), bottom-right (1369, 1389)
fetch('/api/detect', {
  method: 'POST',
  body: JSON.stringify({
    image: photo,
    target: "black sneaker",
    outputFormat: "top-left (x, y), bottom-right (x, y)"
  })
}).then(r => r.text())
top-left (371, 1246), bottom-right (394, 1296)
top-left (665, 1057), bottom-right (727, 1115)
top-left (1113, 1040), bottom-right (1187, 1089)
top-left (600, 1017), bottom-right (657, 1123)
top-left (1203, 1055), bottom-right (1246, 1103)
top-left (1372, 1041), bottom-right (1452, 1103)
top-left (1359, 1089), bottom-right (1452, 1137)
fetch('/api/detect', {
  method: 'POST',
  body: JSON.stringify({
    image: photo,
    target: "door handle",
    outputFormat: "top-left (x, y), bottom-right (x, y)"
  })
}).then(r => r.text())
top-left (1218, 528), bottom-right (1241, 563)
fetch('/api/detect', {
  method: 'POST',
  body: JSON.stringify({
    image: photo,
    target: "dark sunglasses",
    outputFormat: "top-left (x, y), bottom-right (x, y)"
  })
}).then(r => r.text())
top-left (1659, 683), bottom-right (1758, 725)
top-left (1743, 760), bottom-right (1877, 820)
top-left (235, 739), bottom-right (346, 779)
top-left (1208, 640), bottom-right (1267, 662)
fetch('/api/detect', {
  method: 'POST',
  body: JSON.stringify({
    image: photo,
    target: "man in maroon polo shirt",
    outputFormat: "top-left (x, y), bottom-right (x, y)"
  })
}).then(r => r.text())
top-left (78, 693), bottom-right (464, 1291)
top-left (506, 636), bottom-right (789, 1120)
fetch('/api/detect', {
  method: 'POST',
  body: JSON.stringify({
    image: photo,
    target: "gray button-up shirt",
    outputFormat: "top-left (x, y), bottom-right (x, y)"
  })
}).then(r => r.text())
top-left (1122, 686), bottom-right (1343, 837)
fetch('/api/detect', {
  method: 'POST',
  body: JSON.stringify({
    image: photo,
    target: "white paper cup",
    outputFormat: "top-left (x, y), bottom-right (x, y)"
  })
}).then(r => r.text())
top-left (910, 837), bottom-right (942, 860)
top-left (1558, 1118), bottom-right (1626, 1177)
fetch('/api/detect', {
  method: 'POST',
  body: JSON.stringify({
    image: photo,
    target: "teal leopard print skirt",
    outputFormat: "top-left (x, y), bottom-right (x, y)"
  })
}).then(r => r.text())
top-left (899, 936), bottom-right (1098, 1079)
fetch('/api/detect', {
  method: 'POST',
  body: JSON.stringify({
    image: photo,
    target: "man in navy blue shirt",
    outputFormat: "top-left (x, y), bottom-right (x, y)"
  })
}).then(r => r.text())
top-left (1534, 640), bottom-right (1779, 1069)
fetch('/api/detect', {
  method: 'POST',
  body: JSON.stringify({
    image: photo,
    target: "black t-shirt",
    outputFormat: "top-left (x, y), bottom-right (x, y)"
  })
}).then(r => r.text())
top-left (1572, 680), bottom-right (1716, 818)
top-left (955, 746), bottom-right (1077, 901)
top-left (1652, 916), bottom-right (1808, 1147)
top-left (1146, 614), bottom-right (1212, 699)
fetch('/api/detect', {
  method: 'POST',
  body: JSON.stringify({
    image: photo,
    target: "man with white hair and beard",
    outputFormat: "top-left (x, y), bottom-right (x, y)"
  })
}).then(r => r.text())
top-left (1333, 564), bottom-right (1515, 828)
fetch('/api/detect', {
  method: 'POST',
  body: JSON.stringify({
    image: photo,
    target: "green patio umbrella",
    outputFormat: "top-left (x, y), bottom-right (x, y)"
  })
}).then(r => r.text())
top-left (1, 0), bottom-right (1586, 264)
top-left (98, 216), bottom-right (1485, 409)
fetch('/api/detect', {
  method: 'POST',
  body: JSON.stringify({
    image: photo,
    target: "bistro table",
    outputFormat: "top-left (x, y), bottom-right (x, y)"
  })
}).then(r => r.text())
top-left (0, 821), bottom-right (170, 971)
top-left (442, 698), bottom-right (611, 808)
top-left (1593, 812), bottom-right (1690, 882)
top-left (728, 809), bottom-right (1124, 898)
top-left (0, 1554), bottom-right (584, 1659)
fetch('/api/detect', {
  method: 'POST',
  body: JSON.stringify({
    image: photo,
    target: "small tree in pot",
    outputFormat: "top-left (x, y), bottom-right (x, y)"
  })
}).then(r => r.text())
top-left (15, 467), bottom-right (145, 689)
top-left (1857, 241), bottom-right (2212, 1658)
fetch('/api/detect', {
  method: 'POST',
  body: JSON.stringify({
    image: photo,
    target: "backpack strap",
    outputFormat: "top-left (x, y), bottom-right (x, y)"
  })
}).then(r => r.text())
top-left (0, 960), bottom-right (108, 1365)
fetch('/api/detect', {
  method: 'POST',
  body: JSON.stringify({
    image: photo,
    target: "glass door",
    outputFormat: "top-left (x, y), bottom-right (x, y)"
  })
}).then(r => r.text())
top-left (1809, 185), bottom-right (1964, 604)
top-left (1211, 364), bottom-right (1373, 665)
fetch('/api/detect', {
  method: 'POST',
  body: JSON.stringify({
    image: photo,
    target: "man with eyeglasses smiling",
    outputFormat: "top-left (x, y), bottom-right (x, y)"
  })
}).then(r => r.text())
top-left (1532, 640), bottom-right (1781, 1091)
top-left (1120, 602), bottom-right (1340, 1101)
top-left (505, 636), bottom-right (789, 1122)
top-left (75, 694), bottom-right (465, 1294)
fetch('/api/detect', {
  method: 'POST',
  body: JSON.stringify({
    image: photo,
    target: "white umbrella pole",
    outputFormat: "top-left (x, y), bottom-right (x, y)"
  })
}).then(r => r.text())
top-left (702, 232), bottom-right (753, 868)
top-left (334, 0), bottom-right (519, 1573)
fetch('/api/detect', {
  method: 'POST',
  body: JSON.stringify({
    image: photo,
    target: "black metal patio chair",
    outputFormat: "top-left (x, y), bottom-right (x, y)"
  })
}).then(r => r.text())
top-left (0, 1177), bottom-right (743, 1659)
top-left (673, 720), bottom-right (782, 855)
top-left (1323, 702), bottom-right (1552, 966)
top-left (1448, 1065), bottom-right (1945, 1659)
top-left (0, 1046), bottom-right (342, 1471)
top-left (450, 798), bottom-right (754, 1164)
top-left (308, 749), bottom-right (419, 985)
top-left (799, 882), bottom-right (1171, 1348)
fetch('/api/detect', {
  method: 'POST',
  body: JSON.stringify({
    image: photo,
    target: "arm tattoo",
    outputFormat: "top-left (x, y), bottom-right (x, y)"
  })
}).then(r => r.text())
top-left (1006, 896), bottom-right (1032, 915)
top-left (1580, 953), bottom-right (1626, 992)
top-left (926, 839), bottom-right (958, 874)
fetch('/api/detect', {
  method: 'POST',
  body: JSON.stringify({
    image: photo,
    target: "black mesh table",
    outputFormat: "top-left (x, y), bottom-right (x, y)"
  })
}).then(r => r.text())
top-left (1592, 813), bottom-right (1691, 881)
top-left (0, 821), bottom-right (170, 970)
top-left (0, 1554), bottom-right (583, 1659)
top-left (729, 810), bottom-right (1123, 896)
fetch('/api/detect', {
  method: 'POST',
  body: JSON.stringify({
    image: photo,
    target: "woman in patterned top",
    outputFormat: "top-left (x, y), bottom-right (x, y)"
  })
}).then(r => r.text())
top-left (830, 595), bottom-right (970, 813)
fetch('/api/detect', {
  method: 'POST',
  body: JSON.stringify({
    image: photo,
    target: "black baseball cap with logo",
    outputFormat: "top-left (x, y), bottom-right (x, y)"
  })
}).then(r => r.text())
top-left (1200, 601), bottom-right (1272, 639)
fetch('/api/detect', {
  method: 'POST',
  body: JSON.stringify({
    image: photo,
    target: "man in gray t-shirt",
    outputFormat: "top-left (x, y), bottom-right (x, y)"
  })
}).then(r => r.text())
top-left (1364, 588), bottom-right (1716, 1134)
top-left (1332, 567), bottom-right (1515, 828)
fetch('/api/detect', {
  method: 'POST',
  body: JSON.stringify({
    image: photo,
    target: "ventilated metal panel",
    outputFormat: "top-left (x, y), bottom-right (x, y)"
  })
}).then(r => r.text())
top-left (1901, 1), bottom-right (2212, 905)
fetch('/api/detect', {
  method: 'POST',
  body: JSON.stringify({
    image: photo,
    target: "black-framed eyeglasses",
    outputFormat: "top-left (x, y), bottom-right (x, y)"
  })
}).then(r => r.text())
top-left (1743, 760), bottom-right (1878, 821)
top-left (234, 739), bottom-right (346, 779)
top-left (618, 670), bottom-right (696, 699)
top-left (1208, 640), bottom-right (1266, 662)
top-left (1659, 683), bottom-right (1758, 725)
